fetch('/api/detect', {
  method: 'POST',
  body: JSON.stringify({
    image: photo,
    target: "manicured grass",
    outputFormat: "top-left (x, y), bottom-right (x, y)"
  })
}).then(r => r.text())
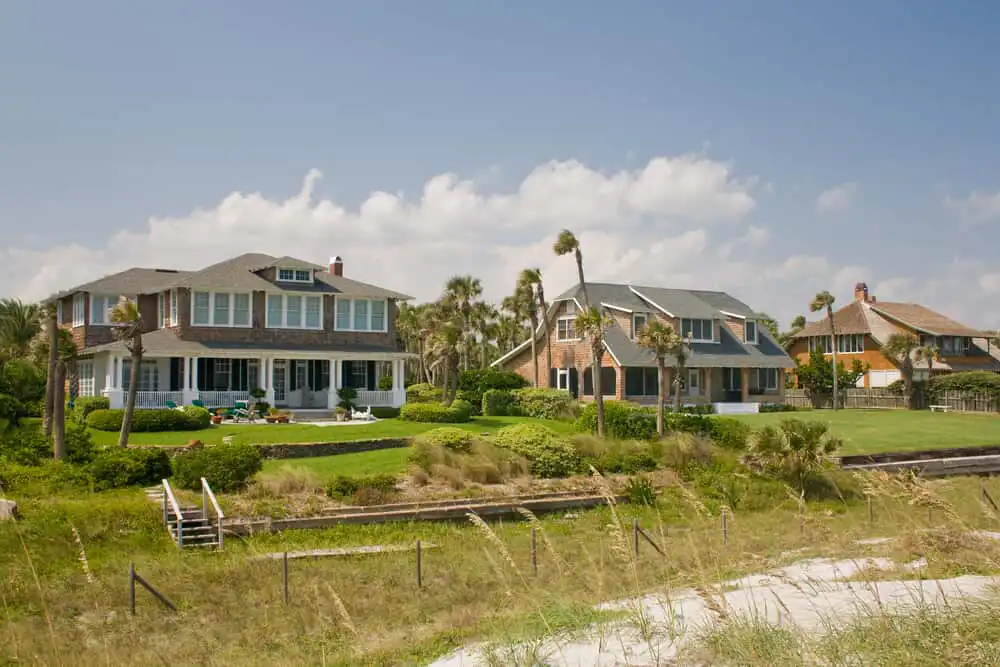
top-left (87, 415), bottom-right (576, 447)
top-left (730, 409), bottom-right (1000, 455)
top-left (261, 446), bottom-right (413, 479)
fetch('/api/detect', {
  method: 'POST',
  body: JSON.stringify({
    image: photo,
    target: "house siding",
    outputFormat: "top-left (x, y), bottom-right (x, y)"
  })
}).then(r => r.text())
top-left (790, 333), bottom-right (904, 388)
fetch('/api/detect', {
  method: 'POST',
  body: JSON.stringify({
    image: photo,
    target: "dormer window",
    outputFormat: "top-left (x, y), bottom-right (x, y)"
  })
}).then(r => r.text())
top-left (632, 312), bottom-right (648, 338)
top-left (680, 318), bottom-right (715, 343)
top-left (744, 319), bottom-right (758, 344)
top-left (277, 268), bottom-right (312, 283)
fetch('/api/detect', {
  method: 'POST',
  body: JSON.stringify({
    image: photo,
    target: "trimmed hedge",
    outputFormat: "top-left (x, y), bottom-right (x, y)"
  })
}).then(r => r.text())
top-left (492, 423), bottom-right (580, 478)
top-left (73, 396), bottom-right (110, 424)
top-left (88, 447), bottom-right (172, 491)
top-left (405, 383), bottom-right (444, 403)
top-left (172, 442), bottom-right (262, 492)
top-left (399, 402), bottom-right (471, 423)
top-left (413, 427), bottom-right (476, 452)
top-left (371, 407), bottom-right (401, 419)
top-left (512, 388), bottom-right (577, 420)
top-left (482, 389), bottom-right (518, 416)
top-left (708, 417), bottom-right (752, 450)
top-left (325, 473), bottom-right (398, 500)
top-left (86, 408), bottom-right (206, 432)
top-left (458, 369), bottom-right (529, 413)
top-left (577, 401), bottom-right (717, 440)
top-left (928, 371), bottom-right (1000, 398)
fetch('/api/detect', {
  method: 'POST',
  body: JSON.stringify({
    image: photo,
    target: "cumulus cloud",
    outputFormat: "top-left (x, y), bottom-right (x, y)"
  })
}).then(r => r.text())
top-left (815, 182), bottom-right (858, 213)
top-left (945, 189), bottom-right (1000, 223)
top-left (2, 155), bottom-right (999, 331)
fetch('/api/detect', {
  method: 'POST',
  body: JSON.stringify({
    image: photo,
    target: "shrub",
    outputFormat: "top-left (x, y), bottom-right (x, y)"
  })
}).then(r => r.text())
top-left (449, 399), bottom-right (474, 421)
top-left (0, 460), bottom-right (91, 494)
top-left (414, 427), bottom-right (476, 453)
top-left (482, 389), bottom-right (519, 416)
top-left (492, 423), bottom-right (580, 478)
top-left (458, 369), bottom-right (529, 412)
top-left (744, 418), bottom-right (842, 492)
top-left (406, 383), bottom-right (443, 403)
top-left (410, 439), bottom-right (529, 486)
top-left (86, 408), bottom-right (205, 432)
top-left (181, 406), bottom-right (212, 429)
top-left (337, 386), bottom-right (359, 411)
top-left (378, 375), bottom-right (394, 391)
top-left (399, 402), bottom-right (471, 423)
top-left (577, 401), bottom-right (658, 440)
top-left (656, 431), bottom-right (715, 472)
top-left (569, 434), bottom-right (659, 474)
top-left (0, 423), bottom-right (49, 465)
top-left (511, 388), bottom-right (576, 420)
top-left (708, 417), bottom-right (752, 450)
top-left (64, 422), bottom-right (96, 464)
top-left (325, 474), bottom-right (398, 500)
top-left (371, 407), bottom-right (401, 419)
top-left (173, 442), bottom-right (263, 493)
top-left (675, 403), bottom-right (715, 415)
top-left (73, 396), bottom-right (110, 424)
top-left (927, 371), bottom-right (1000, 398)
top-left (623, 475), bottom-right (657, 506)
top-left (663, 412), bottom-right (715, 436)
top-left (759, 402), bottom-right (797, 413)
top-left (89, 448), bottom-right (173, 491)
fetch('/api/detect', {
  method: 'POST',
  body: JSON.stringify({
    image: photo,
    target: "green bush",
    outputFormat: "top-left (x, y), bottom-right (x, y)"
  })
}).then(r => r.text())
top-left (172, 442), bottom-right (263, 493)
top-left (492, 423), bottom-right (580, 478)
top-left (65, 422), bottom-right (96, 464)
top-left (0, 423), bottom-right (49, 465)
top-left (450, 399), bottom-right (474, 421)
top-left (181, 406), bottom-right (212, 429)
top-left (0, 460), bottom-right (92, 494)
top-left (88, 448), bottom-right (173, 491)
top-left (325, 473), bottom-right (398, 500)
top-left (675, 403), bottom-right (715, 415)
top-left (337, 386), bottom-right (359, 411)
top-left (371, 407), bottom-right (401, 419)
top-left (414, 427), bottom-right (476, 452)
top-left (86, 408), bottom-right (205, 432)
top-left (73, 396), bottom-right (110, 424)
top-left (759, 402), bottom-right (797, 413)
top-left (570, 434), bottom-right (659, 474)
top-left (927, 371), bottom-right (1000, 398)
top-left (663, 412), bottom-right (716, 436)
top-left (577, 401), bottom-right (658, 440)
top-left (482, 389), bottom-right (519, 416)
top-left (623, 475), bottom-right (657, 505)
top-left (399, 402), bottom-right (471, 423)
top-left (378, 375), bottom-right (394, 391)
top-left (708, 417), bottom-right (752, 450)
top-left (406, 383), bottom-right (443, 403)
top-left (512, 388), bottom-right (577, 420)
top-left (458, 369), bottom-right (529, 413)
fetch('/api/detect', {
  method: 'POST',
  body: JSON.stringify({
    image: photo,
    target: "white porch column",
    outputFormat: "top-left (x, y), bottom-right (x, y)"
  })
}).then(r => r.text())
top-left (327, 357), bottom-right (340, 409)
top-left (182, 357), bottom-right (196, 405)
top-left (191, 357), bottom-right (200, 401)
top-left (392, 359), bottom-right (406, 407)
top-left (263, 357), bottom-right (274, 405)
top-left (104, 354), bottom-right (124, 409)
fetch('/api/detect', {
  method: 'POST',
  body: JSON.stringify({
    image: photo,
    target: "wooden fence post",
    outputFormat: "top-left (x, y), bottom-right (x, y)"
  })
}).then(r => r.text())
top-left (632, 519), bottom-right (640, 559)
top-left (721, 508), bottom-right (728, 546)
top-left (129, 562), bottom-right (136, 616)
top-left (530, 527), bottom-right (538, 576)
top-left (416, 539), bottom-right (423, 589)
top-left (283, 552), bottom-right (289, 605)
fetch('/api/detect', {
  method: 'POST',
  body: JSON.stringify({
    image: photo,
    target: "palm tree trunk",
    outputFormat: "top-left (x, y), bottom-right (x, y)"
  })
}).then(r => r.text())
top-left (43, 308), bottom-right (58, 436)
top-left (537, 285), bottom-right (552, 387)
top-left (592, 350), bottom-right (605, 437)
top-left (52, 361), bottom-right (66, 460)
top-left (528, 312), bottom-right (539, 387)
top-left (575, 252), bottom-right (590, 307)
top-left (656, 359), bottom-right (666, 437)
top-left (674, 362), bottom-right (685, 411)
top-left (118, 347), bottom-right (141, 448)
top-left (419, 339), bottom-right (431, 383)
top-left (829, 308), bottom-right (839, 411)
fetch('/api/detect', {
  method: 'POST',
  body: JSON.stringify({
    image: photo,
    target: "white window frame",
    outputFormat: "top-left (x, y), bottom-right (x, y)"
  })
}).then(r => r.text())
top-left (836, 333), bottom-right (865, 354)
top-left (56, 300), bottom-right (63, 325)
top-left (681, 318), bottom-right (715, 343)
top-left (757, 368), bottom-right (779, 391)
top-left (72, 294), bottom-right (85, 326)
top-left (808, 335), bottom-right (833, 354)
top-left (744, 319), bottom-right (758, 344)
top-left (277, 268), bottom-right (313, 283)
top-left (556, 316), bottom-right (579, 342)
top-left (77, 361), bottom-right (95, 397)
top-left (332, 297), bottom-right (388, 333)
top-left (170, 289), bottom-right (178, 326)
top-left (190, 291), bottom-right (253, 328)
top-left (157, 292), bottom-right (166, 328)
top-left (266, 294), bottom-right (325, 330)
top-left (632, 313), bottom-right (648, 338)
top-left (89, 294), bottom-right (120, 326)
top-left (556, 368), bottom-right (571, 390)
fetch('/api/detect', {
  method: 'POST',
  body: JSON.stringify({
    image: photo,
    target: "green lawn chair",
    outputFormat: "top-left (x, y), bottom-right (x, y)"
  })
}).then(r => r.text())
top-left (165, 400), bottom-right (182, 411)
top-left (192, 399), bottom-right (208, 411)
top-left (232, 400), bottom-right (252, 422)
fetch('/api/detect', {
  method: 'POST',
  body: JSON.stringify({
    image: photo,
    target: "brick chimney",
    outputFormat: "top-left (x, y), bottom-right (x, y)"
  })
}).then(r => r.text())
top-left (854, 281), bottom-right (873, 304)
top-left (330, 256), bottom-right (343, 277)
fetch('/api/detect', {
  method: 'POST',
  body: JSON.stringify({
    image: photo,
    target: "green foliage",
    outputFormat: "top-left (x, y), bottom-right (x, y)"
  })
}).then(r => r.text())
top-left (0, 393), bottom-right (23, 424)
top-left (181, 406), bottom-right (212, 429)
top-left (745, 418), bottom-right (843, 492)
top-left (794, 349), bottom-right (868, 398)
top-left (73, 396), bottom-right (110, 424)
top-left (0, 460), bottom-right (92, 494)
top-left (569, 434), bottom-right (658, 474)
top-left (64, 422), bottom-right (96, 464)
top-left (622, 475), bottom-right (656, 506)
top-left (405, 383), bottom-right (443, 403)
top-left (325, 473), bottom-right (398, 500)
top-left (88, 447), bottom-right (173, 491)
top-left (0, 358), bottom-right (46, 405)
top-left (481, 389), bottom-right (518, 416)
top-left (449, 399), bottom-right (474, 421)
top-left (927, 371), bottom-right (1000, 398)
top-left (337, 386), bottom-right (359, 411)
top-left (675, 403), bottom-right (715, 415)
top-left (656, 431), bottom-right (715, 472)
top-left (578, 401), bottom-right (656, 439)
top-left (85, 408), bottom-right (205, 432)
top-left (492, 423), bottom-right (580, 478)
top-left (759, 402), bottom-right (797, 413)
top-left (399, 402), bottom-right (471, 423)
top-left (511, 388), bottom-right (577, 420)
top-left (708, 417), bottom-right (753, 450)
top-left (378, 375), bottom-right (394, 391)
top-left (370, 407), bottom-right (401, 419)
top-left (0, 421), bottom-right (93, 466)
top-left (458, 368), bottom-right (529, 412)
top-left (172, 442), bottom-right (263, 493)
top-left (414, 427), bottom-right (476, 453)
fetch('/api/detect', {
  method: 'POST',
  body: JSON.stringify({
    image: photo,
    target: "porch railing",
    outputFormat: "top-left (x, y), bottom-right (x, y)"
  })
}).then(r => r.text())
top-left (355, 390), bottom-right (395, 407)
top-left (135, 391), bottom-right (185, 409)
top-left (198, 391), bottom-right (251, 408)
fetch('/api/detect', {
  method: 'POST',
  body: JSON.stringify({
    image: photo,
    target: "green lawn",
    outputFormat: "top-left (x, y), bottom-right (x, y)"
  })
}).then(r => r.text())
top-left (730, 410), bottom-right (1000, 455)
top-left (261, 446), bottom-right (412, 479)
top-left (88, 415), bottom-right (576, 447)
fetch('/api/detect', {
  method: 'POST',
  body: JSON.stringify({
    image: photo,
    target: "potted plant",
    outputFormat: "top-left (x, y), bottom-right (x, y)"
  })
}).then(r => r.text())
top-left (265, 407), bottom-right (281, 424)
top-left (337, 386), bottom-right (359, 414)
top-left (211, 409), bottom-right (225, 425)
top-left (334, 406), bottom-right (348, 422)
top-left (249, 387), bottom-right (266, 420)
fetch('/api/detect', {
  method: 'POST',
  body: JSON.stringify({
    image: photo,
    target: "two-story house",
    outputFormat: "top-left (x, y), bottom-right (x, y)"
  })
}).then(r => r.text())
top-left (491, 282), bottom-right (795, 412)
top-left (788, 282), bottom-right (1000, 388)
top-left (47, 253), bottom-right (414, 411)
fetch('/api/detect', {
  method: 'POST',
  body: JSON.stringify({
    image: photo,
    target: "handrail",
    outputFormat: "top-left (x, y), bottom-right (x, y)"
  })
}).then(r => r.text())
top-left (201, 477), bottom-right (225, 549)
top-left (162, 479), bottom-right (184, 547)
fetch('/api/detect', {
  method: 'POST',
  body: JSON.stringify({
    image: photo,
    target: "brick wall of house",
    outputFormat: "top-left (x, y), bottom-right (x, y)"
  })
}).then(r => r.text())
top-left (724, 316), bottom-right (745, 343)
top-left (787, 334), bottom-right (891, 388)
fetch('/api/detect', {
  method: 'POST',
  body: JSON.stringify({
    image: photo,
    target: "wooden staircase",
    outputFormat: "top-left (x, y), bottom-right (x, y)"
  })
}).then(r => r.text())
top-left (147, 479), bottom-right (225, 550)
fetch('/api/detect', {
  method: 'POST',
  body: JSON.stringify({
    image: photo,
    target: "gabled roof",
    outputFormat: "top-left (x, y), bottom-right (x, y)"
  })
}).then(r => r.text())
top-left (794, 301), bottom-right (871, 338)
top-left (794, 299), bottom-right (987, 341)
top-left (871, 302), bottom-right (987, 337)
top-left (48, 268), bottom-right (194, 301)
top-left (263, 256), bottom-right (327, 272)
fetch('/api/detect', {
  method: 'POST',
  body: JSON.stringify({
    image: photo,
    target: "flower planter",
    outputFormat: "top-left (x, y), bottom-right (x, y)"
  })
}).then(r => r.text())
top-left (265, 416), bottom-right (289, 424)
top-left (211, 416), bottom-right (223, 425)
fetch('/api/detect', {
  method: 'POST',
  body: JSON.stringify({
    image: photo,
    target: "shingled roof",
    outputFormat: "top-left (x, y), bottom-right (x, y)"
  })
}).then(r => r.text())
top-left (794, 298), bottom-right (987, 341)
top-left (48, 268), bottom-right (194, 301)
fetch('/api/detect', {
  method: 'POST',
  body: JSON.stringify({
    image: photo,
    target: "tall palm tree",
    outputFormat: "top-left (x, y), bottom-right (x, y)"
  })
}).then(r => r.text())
top-left (507, 279), bottom-right (538, 385)
top-left (43, 303), bottom-right (58, 437)
top-left (395, 302), bottom-right (420, 382)
top-left (520, 268), bottom-right (553, 388)
top-left (494, 313), bottom-right (525, 353)
top-left (553, 230), bottom-right (590, 307)
top-left (470, 301), bottom-right (498, 368)
top-left (111, 298), bottom-right (143, 448)
top-left (0, 298), bottom-right (41, 363)
top-left (882, 333), bottom-right (919, 410)
top-left (915, 343), bottom-right (940, 400)
top-left (790, 314), bottom-right (807, 331)
top-left (668, 333), bottom-right (693, 411)
top-left (51, 331), bottom-right (77, 460)
top-left (636, 320), bottom-right (681, 436)
top-left (809, 291), bottom-right (839, 410)
top-left (575, 306), bottom-right (612, 437)
top-left (427, 300), bottom-right (463, 405)
top-left (443, 275), bottom-right (483, 371)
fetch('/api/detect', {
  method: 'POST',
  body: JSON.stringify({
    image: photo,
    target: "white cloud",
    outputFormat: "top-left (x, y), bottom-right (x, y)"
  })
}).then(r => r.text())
top-left (945, 189), bottom-right (1000, 223)
top-left (3, 155), bottom-right (1000, 332)
top-left (815, 182), bottom-right (859, 213)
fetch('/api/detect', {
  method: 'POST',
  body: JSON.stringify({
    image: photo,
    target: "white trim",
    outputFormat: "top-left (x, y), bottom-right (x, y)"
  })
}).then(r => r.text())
top-left (555, 315), bottom-right (580, 342)
top-left (490, 296), bottom-right (583, 368)
top-left (491, 338), bottom-right (532, 367)
top-left (601, 301), bottom-right (633, 314)
top-left (190, 291), bottom-right (254, 328)
top-left (265, 293), bottom-right (324, 330)
top-left (628, 286), bottom-right (675, 318)
top-left (744, 319), bottom-right (759, 345)
top-left (601, 339), bottom-right (622, 367)
top-left (719, 309), bottom-right (746, 320)
top-left (276, 268), bottom-right (313, 283)
top-left (332, 296), bottom-right (388, 333)
top-left (680, 317), bottom-right (717, 344)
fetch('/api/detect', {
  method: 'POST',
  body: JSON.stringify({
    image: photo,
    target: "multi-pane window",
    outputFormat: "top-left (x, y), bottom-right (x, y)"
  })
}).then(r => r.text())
top-left (807, 335), bottom-right (833, 353)
top-left (681, 318), bottom-right (714, 342)
top-left (157, 292), bottom-right (168, 328)
top-left (73, 294), bottom-right (85, 326)
top-left (837, 333), bottom-right (864, 354)
top-left (213, 359), bottom-right (232, 391)
top-left (277, 268), bottom-right (312, 282)
top-left (744, 320), bottom-right (758, 344)
top-left (686, 369), bottom-right (701, 395)
top-left (122, 360), bottom-right (159, 392)
top-left (632, 313), bottom-right (648, 338)
top-left (556, 316), bottom-right (577, 341)
top-left (265, 294), bottom-right (323, 329)
top-left (333, 298), bottom-right (388, 332)
top-left (170, 289), bottom-right (178, 326)
top-left (89, 294), bottom-right (120, 325)
top-left (757, 368), bottom-right (779, 391)
top-left (56, 300), bottom-right (63, 324)
top-left (192, 291), bottom-right (252, 327)
top-left (350, 360), bottom-right (368, 388)
top-left (77, 361), bottom-right (95, 397)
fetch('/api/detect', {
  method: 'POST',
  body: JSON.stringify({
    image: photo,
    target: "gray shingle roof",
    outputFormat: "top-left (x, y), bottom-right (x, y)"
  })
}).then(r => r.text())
top-left (48, 268), bottom-right (193, 301)
top-left (263, 256), bottom-right (327, 272)
top-left (604, 321), bottom-right (794, 369)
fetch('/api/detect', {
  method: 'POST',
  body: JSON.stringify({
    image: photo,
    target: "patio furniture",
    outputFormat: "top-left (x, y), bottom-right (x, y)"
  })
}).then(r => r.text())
top-left (192, 399), bottom-right (209, 410)
top-left (165, 400), bottom-right (184, 411)
top-left (350, 406), bottom-right (376, 422)
top-left (232, 400), bottom-right (252, 422)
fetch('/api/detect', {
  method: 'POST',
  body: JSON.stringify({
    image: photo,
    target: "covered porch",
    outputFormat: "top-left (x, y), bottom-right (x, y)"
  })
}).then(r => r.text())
top-left (620, 365), bottom-right (787, 408)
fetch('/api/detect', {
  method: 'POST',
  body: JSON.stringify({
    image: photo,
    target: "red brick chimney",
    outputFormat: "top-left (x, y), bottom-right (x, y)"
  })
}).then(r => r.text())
top-left (330, 256), bottom-right (343, 277)
top-left (854, 281), bottom-right (873, 304)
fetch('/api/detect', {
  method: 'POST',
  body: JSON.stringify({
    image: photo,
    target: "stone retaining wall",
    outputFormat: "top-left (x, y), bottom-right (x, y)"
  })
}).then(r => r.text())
top-left (257, 438), bottom-right (412, 460)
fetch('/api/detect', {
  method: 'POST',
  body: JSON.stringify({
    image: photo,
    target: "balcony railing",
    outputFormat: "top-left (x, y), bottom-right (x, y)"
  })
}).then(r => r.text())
top-left (355, 390), bottom-right (395, 407)
top-left (135, 391), bottom-right (185, 409)
top-left (199, 391), bottom-right (251, 408)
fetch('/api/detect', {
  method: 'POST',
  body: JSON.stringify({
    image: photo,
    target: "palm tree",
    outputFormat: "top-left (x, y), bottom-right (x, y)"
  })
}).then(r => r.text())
top-left (494, 313), bottom-right (525, 354)
top-left (0, 298), bottom-right (41, 363)
top-left (111, 298), bottom-right (143, 447)
top-left (553, 230), bottom-right (590, 307)
top-left (507, 279), bottom-right (538, 385)
top-left (881, 333), bottom-right (919, 409)
top-left (443, 275), bottom-right (483, 371)
top-left (395, 302), bottom-right (420, 382)
top-left (42, 303), bottom-right (58, 437)
top-left (470, 301), bottom-right (498, 368)
top-left (51, 331), bottom-right (77, 460)
top-left (520, 268), bottom-right (553, 388)
top-left (668, 332), bottom-right (693, 411)
top-left (636, 320), bottom-right (681, 436)
top-left (575, 306), bottom-right (612, 437)
top-left (777, 314), bottom-right (808, 351)
top-left (914, 343), bottom-right (940, 406)
top-left (809, 291), bottom-right (839, 410)
top-left (427, 300), bottom-right (463, 405)
top-left (790, 314), bottom-right (807, 331)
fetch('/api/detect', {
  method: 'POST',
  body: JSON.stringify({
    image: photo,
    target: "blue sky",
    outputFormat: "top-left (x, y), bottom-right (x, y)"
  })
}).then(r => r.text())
top-left (2, 1), bottom-right (999, 328)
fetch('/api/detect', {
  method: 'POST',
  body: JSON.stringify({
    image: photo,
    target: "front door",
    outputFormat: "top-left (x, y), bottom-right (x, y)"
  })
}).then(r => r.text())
top-left (272, 360), bottom-right (287, 405)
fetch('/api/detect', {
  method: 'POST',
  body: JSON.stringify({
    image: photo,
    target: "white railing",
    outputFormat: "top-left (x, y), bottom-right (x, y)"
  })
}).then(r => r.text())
top-left (136, 391), bottom-right (185, 409)
top-left (201, 477), bottom-right (225, 549)
top-left (162, 479), bottom-right (185, 548)
top-left (198, 391), bottom-right (251, 408)
top-left (355, 390), bottom-right (395, 407)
